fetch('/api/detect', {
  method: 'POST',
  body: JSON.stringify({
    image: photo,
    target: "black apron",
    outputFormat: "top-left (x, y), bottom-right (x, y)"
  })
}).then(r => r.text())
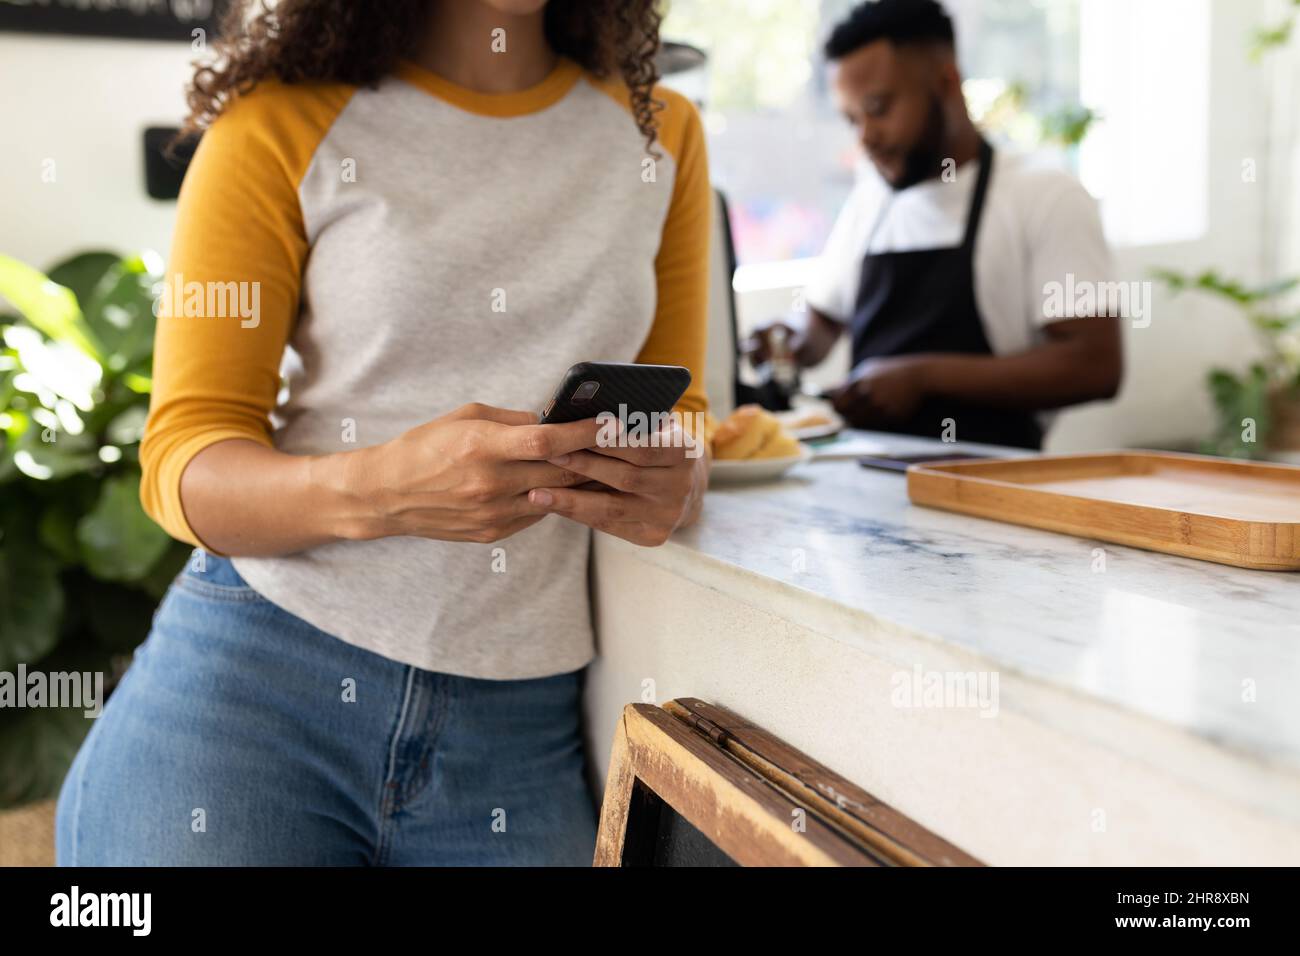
top-left (848, 138), bottom-right (1042, 449)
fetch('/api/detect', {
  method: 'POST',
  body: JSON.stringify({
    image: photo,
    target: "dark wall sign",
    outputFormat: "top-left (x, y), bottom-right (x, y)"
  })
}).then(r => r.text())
top-left (144, 127), bottom-right (199, 200)
top-left (0, 0), bottom-right (229, 43)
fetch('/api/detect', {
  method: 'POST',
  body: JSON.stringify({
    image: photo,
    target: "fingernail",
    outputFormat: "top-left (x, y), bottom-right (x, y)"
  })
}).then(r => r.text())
top-left (532, 489), bottom-right (554, 506)
top-left (551, 454), bottom-right (571, 465)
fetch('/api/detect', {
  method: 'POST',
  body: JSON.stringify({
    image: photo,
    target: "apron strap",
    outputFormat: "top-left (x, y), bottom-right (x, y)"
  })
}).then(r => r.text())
top-left (961, 137), bottom-right (995, 250)
top-left (863, 137), bottom-right (996, 254)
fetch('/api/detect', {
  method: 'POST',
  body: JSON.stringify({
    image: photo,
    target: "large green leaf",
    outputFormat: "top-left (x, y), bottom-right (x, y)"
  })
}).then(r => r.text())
top-left (10, 424), bottom-right (100, 482)
top-left (0, 701), bottom-right (96, 808)
top-left (38, 499), bottom-right (82, 566)
top-left (105, 403), bottom-right (148, 446)
top-left (3, 323), bottom-right (102, 413)
top-left (45, 252), bottom-right (120, 310)
top-left (76, 472), bottom-right (170, 581)
top-left (0, 627), bottom-right (119, 808)
top-left (0, 254), bottom-right (104, 361)
top-left (1203, 365), bottom-right (1272, 459)
top-left (69, 572), bottom-right (159, 654)
top-left (137, 539), bottom-right (191, 601)
top-left (81, 258), bottom-right (160, 375)
top-left (1152, 268), bottom-right (1300, 307)
top-left (0, 396), bottom-right (18, 485)
top-left (0, 510), bottom-right (65, 671)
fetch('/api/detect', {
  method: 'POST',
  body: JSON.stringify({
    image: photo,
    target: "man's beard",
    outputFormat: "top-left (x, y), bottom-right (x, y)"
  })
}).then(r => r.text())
top-left (889, 96), bottom-right (947, 191)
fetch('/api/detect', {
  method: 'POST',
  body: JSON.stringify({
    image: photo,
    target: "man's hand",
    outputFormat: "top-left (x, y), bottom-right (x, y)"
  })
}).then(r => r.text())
top-left (826, 355), bottom-right (931, 427)
top-left (742, 321), bottom-right (804, 367)
top-left (819, 316), bottom-right (1122, 431)
top-left (743, 308), bottom-right (845, 369)
top-left (528, 418), bottom-right (709, 547)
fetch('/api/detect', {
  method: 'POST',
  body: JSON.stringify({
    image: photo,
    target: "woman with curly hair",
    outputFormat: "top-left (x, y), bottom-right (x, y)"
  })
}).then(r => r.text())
top-left (55, 0), bottom-right (712, 866)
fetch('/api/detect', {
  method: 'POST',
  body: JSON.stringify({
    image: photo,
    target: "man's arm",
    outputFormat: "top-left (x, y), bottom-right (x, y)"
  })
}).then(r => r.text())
top-left (919, 171), bottom-right (1123, 411)
top-left (793, 306), bottom-right (847, 368)
top-left (919, 314), bottom-right (1123, 409)
top-left (830, 315), bottom-right (1122, 423)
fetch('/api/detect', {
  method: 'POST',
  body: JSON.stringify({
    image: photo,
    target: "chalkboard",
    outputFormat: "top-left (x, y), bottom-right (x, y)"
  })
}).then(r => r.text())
top-left (594, 699), bottom-right (986, 867)
top-left (621, 779), bottom-right (738, 867)
top-left (0, 0), bottom-right (230, 42)
top-left (143, 126), bottom-right (198, 200)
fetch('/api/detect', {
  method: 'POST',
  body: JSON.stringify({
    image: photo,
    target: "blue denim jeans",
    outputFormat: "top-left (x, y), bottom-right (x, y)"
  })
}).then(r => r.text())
top-left (55, 553), bottom-right (598, 865)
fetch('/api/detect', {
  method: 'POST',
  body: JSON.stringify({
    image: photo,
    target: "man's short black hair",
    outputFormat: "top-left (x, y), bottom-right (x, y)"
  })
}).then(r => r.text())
top-left (824, 0), bottom-right (956, 60)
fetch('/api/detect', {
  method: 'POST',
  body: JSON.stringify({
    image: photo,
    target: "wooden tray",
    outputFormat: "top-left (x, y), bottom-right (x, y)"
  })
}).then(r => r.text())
top-left (906, 451), bottom-right (1300, 570)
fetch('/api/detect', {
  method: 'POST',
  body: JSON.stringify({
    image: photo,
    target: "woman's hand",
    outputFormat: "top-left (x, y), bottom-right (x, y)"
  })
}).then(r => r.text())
top-left (346, 403), bottom-right (603, 544)
top-left (527, 418), bottom-right (710, 547)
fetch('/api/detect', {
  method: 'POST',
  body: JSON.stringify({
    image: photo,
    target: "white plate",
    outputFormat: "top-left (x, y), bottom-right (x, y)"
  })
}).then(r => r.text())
top-left (774, 405), bottom-right (844, 442)
top-left (709, 443), bottom-right (814, 485)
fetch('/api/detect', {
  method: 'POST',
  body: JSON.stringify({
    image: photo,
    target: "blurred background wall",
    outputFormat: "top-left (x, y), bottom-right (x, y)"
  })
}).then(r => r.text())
top-left (0, 34), bottom-right (194, 269)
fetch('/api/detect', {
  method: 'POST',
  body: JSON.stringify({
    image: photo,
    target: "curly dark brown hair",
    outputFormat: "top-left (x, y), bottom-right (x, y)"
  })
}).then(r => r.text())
top-left (178, 0), bottom-right (665, 152)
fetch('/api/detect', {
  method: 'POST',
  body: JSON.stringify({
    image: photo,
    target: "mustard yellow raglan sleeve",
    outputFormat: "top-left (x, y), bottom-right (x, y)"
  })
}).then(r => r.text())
top-left (632, 89), bottom-right (717, 455)
top-left (139, 82), bottom-right (345, 547)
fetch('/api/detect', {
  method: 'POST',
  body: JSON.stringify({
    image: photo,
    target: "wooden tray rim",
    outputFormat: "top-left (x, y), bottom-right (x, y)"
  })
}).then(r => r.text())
top-left (907, 449), bottom-right (1300, 529)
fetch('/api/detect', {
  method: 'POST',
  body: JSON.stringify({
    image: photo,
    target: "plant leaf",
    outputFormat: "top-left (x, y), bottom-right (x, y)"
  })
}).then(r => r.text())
top-left (0, 702), bottom-right (97, 808)
top-left (39, 501), bottom-right (82, 566)
top-left (74, 572), bottom-right (160, 654)
top-left (0, 627), bottom-right (120, 808)
top-left (45, 252), bottom-right (120, 310)
top-left (1204, 365), bottom-right (1272, 458)
top-left (0, 510), bottom-right (65, 671)
top-left (105, 404), bottom-right (148, 446)
top-left (0, 254), bottom-right (104, 361)
top-left (11, 426), bottom-right (100, 482)
top-left (76, 472), bottom-right (170, 582)
top-left (80, 259), bottom-right (160, 374)
top-left (138, 539), bottom-right (191, 601)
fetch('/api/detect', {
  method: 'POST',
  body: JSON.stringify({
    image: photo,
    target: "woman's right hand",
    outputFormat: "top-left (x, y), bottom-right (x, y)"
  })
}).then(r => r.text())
top-left (345, 402), bottom-right (604, 544)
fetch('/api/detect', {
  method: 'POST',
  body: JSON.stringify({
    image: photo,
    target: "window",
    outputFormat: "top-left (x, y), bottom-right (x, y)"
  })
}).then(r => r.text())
top-left (660, 0), bottom-right (1094, 273)
top-left (1077, 0), bottom-right (1210, 246)
top-left (660, 0), bottom-right (860, 268)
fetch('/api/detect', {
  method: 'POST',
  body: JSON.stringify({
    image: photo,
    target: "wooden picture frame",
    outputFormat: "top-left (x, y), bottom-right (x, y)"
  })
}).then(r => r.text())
top-left (595, 698), bottom-right (983, 867)
top-left (0, 0), bottom-right (230, 42)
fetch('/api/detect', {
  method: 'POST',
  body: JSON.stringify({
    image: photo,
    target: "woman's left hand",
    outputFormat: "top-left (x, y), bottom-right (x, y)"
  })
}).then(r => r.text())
top-left (528, 419), bottom-right (709, 546)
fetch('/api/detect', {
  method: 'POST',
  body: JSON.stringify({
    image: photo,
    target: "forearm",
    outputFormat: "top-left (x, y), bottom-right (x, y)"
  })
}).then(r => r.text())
top-left (918, 338), bottom-right (1121, 411)
top-left (179, 439), bottom-right (376, 557)
top-left (794, 308), bottom-right (844, 368)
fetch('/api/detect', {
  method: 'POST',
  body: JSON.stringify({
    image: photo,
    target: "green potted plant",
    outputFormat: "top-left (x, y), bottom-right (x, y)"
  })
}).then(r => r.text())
top-left (1151, 268), bottom-right (1300, 459)
top-left (1151, 1), bottom-right (1300, 460)
top-left (1250, 0), bottom-right (1300, 60)
top-left (0, 251), bottom-right (190, 824)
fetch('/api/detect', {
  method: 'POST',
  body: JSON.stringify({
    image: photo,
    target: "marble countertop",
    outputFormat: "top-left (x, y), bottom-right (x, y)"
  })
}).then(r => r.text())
top-left (642, 430), bottom-right (1300, 778)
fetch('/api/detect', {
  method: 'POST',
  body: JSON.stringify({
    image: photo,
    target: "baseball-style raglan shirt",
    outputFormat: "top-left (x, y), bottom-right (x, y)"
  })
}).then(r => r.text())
top-left (139, 55), bottom-right (713, 680)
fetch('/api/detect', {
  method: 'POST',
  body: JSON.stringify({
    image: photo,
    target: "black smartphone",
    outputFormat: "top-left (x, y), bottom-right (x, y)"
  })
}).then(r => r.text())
top-left (858, 452), bottom-right (996, 473)
top-left (538, 362), bottom-right (691, 425)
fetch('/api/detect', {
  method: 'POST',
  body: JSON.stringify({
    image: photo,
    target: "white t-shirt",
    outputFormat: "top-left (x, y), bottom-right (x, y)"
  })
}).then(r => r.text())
top-left (805, 150), bottom-right (1112, 359)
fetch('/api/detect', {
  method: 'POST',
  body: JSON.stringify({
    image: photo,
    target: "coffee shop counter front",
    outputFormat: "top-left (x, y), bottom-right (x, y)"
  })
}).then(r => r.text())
top-left (581, 430), bottom-right (1300, 865)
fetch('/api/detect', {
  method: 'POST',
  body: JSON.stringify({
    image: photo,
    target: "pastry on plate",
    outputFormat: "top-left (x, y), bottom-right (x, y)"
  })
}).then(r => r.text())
top-left (787, 411), bottom-right (833, 429)
top-left (713, 404), bottom-right (803, 460)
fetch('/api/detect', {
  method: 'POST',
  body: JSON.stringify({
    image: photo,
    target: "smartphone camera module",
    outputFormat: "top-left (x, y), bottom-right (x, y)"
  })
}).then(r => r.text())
top-left (571, 380), bottom-right (601, 404)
